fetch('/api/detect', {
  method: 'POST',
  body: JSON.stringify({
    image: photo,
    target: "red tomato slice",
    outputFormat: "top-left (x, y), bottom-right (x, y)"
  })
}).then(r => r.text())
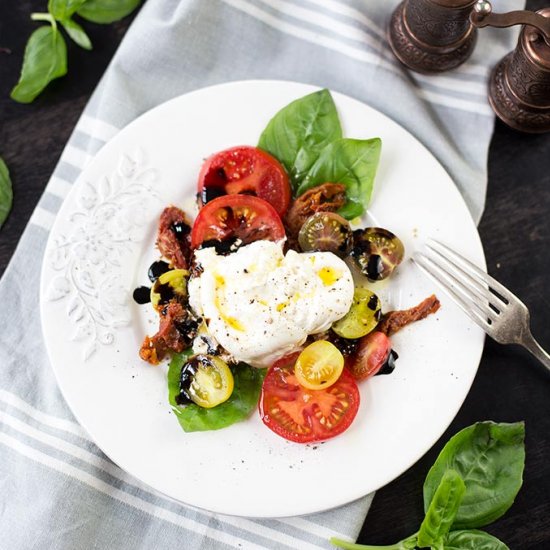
top-left (259, 352), bottom-right (360, 443)
top-left (347, 331), bottom-right (391, 381)
top-left (190, 194), bottom-right (285, 249)
top-left (198, 146), bottom-right (291, 216)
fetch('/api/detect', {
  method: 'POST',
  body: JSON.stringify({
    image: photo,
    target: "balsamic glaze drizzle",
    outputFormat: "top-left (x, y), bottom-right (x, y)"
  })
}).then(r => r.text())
top-left (176, 355), bottom-right (213, 406)
top-left (132, 286), bottom-right (151, 305)
top-left (200, 236), bottom-right (243, 255)
top-left (133, 260), bottom-right (172, 305)
top-left (200, 185), bottom-right (226, 205)
top-left (375, 349), bottom-right (399, 376)
top-left (366, 254), bottom-right (383, 281)
top-left (367, 294), bottom-right (379, 311)
top-left (148, 260), bottom-right (170, 282)
top-left (171, 221), bottom-right (191, 241)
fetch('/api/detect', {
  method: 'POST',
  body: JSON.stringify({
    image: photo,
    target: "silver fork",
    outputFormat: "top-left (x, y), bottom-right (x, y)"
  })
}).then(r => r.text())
top-left (412, 239), bottom-right (550, 371)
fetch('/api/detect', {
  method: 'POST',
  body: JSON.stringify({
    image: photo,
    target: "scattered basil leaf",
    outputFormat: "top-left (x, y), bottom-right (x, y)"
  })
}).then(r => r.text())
top-left (330, 533), bottom-right (418, 550)
top-left (417, 469), bottom-right (466, 549)
top-left (0, 157), bottom-right (13, 229)
top-left (48, 0), bottom-right (87, 20)
top-left (423, 422), bottom-right (525, 529)
top-left (10, 26), bottom-right (68, 104)
top-left (77, 0), bottom-right (141, 24)
top-left (168, 353), bottom-right (266, 432)
top-left (297, 137), bottom-right (382, 220)
top-left (443, 530), bottom-right (509, 550)
top-left (330, 421), bottom-right (524, 550)
top-left (258, 89), bottom-right (342, 190)
top-left (61, 18), bottom-right (92, 50)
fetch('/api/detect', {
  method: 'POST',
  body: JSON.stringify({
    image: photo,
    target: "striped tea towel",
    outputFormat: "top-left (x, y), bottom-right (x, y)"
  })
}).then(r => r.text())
top-left (0, 1), bottom-right (523, 548)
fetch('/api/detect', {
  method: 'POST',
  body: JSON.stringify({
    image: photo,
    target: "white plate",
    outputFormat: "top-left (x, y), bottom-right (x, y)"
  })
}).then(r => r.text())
top-left (40, 80), bottom-right (485, 518)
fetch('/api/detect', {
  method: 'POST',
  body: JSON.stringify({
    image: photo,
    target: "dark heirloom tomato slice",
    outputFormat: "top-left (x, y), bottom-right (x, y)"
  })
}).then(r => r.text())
top-left (259, 353), bottom-right (360, 443)
top-left (198, 146), bottom-right (291, 216)
top-left (191, 195), bottom-right (286, 249)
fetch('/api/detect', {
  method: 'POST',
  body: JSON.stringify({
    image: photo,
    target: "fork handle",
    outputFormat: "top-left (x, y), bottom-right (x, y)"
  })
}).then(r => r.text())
top-left (523, 332), bottom-right (550, 372)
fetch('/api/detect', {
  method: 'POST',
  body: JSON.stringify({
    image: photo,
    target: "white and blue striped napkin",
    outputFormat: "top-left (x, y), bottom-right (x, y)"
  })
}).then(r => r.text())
top-left (0, 1), bottom-right (523, 548)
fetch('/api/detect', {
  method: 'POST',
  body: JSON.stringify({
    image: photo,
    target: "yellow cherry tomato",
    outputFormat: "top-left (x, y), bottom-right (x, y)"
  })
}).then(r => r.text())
top-left (185, 355), bottom-right (234, 409)
top-left (294, 340), bottom-right (344, 391)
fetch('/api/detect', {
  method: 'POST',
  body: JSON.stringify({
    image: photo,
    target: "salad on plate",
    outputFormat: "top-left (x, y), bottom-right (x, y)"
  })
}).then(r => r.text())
top-left (133, 89), bottom-right (440, 443)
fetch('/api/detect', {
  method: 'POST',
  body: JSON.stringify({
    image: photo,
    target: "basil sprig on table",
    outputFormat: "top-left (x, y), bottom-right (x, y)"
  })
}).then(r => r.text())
top-left (167, 352), bottom-right (266, 432)
top-left (11, 25), bottom-right (68, 104)
top-left (11, 0), bottom-right (141, 103)
top-left (331, 421), bottom-right (525, 550)
top-left (417, 469), bottom-right (466, 548)
top-left (77, 0), bottom-right (143, 25)
top-left (0, 157), bottom-right (13, 230)
top-left (423, 421), bottom-right (525, 530)
top-left (258, 89), bottom-right (382, 220)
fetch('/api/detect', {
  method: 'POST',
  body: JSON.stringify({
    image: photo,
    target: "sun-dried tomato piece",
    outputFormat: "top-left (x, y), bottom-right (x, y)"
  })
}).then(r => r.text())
top-left (139, 302), bottom-right (198, 365)
top-left (156, 206), bottom-right (193, 269)
top-left (377, 295), bottom-right (441, 336)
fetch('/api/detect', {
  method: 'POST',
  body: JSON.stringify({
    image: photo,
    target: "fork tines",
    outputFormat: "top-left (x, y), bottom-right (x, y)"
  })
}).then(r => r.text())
top-left (412, 239), bottom-right (513, 334)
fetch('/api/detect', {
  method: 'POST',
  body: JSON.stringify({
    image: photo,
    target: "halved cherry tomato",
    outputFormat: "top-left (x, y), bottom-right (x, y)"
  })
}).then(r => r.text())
top-left (179, 355), bottom-right (234, 409)
top-left (332, 288), bottom-right (381, 339)
top-left (190, 194), bottom-right (286, 249)
top-left (347, 331), bottom-right (391, 381)
top-left (260, 352), bottom-right (360, 443)
top-left (298, 212), bottom-right (353, 256)
top-left (294, 340), bottom-right (344, 390)
top-left (351, 228), bottom-right (405, 281)
top-left (150, 269), bottom-right (188, 311)
top-left (198, 146), bottom-right (291, 216)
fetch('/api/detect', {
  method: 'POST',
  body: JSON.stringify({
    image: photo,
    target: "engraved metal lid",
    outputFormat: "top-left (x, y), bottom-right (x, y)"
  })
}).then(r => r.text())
top-left (523, 8), bottom-right (550, 71)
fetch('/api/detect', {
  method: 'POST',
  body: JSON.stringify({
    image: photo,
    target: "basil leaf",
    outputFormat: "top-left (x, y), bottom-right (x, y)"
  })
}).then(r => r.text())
top-left (258, 89), bottom-right (342, 190)
top-left (11, 26), bottom-right (68, 104)
top-left (423, 422), bottom-right (525, 529)
top-left (444, 530), bottom-right (509, 550)
top-left (48, 0), bottom-right (87, 20)
top-left (417, 470), bottom-right (466, 549)
top-left (61, 18), bottom-right (92, 50)
top-left (77, 0), bottom-right (141, 24)
top-left (168, 353), bottom-right (266, 432)
top-left (0, 157), bottom-right (13, 229)
top-left (297, 138), bottom-right (382, 220)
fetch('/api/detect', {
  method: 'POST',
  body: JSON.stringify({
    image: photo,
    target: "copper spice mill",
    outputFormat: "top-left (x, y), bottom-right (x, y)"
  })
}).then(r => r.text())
top-left (389, 0), bottom-right (478, 73)
top-left (471, 1), bottom-right (550, 133)
top-left (389, 0), bottom-right (550, 133)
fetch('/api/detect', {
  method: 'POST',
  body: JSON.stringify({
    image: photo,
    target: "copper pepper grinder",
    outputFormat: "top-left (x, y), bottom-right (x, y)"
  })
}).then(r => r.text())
top-left (470, 1), bottom-right (550, 133)
top-left (389, 0), bottom-right (478, 73)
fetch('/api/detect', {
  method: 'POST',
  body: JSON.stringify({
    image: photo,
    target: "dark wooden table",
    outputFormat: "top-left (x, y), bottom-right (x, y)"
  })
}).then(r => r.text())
top-left (1, 2), bottom-right (549, 549)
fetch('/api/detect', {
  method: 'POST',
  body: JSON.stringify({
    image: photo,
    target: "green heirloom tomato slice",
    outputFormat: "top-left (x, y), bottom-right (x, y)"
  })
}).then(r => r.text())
top-left (332, 287), bottom-right (381, 339)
